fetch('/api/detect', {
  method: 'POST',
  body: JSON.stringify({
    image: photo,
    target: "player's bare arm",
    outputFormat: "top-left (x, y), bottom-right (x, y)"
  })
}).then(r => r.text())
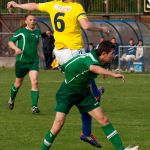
top-left (90, 65), bottom-right (125, 80)
top-left (7, 1), bottom-right (38, 11)
top-left (79, 18), bottom-right (110, 34)
top-left (8, 41), bottom-right (22, 55)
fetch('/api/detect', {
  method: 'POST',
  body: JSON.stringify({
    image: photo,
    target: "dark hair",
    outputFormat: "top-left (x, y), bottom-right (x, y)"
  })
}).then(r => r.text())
top-left (129, 38), bottom-right (134, 41)
top-left (111, 37), bottom-right (116, 40)
top-left (96, 41), bottom-right (115, 56)
top-left (24, 14), bottom-right (35, 19)
top-left (138, 39), bottom-right (143, 42)
top-left (89, 42), bottom-right (94, 46)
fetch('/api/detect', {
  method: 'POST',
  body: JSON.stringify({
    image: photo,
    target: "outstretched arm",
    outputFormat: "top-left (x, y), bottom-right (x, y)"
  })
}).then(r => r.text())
top-left (79, 18), bottom-right (110, 34)
top-left (7, 1), bottom-right (39, 11)
top-left (90, 65), bottom-right (125, 81)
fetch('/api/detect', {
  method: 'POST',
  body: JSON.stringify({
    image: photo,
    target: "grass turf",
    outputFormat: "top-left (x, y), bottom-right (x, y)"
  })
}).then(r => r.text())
top-left (0, 68), bottom-right (150, 150)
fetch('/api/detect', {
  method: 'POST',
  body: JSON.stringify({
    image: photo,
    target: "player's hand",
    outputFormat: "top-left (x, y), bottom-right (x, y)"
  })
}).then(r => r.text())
top-left (15, 48), bottom-right (22, 55)
top-left (101, 26), bottom-right (110, 35)
top-left (7, 1), bottom-right (18, 9)
top-left (114, 74), bottom-right (125, 83)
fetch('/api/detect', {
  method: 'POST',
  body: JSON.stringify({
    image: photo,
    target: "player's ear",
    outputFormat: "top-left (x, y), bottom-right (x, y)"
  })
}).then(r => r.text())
top-left (24, 20), bottom-right (27, 25)
top-left (24, 16), bottom-right (29, 25)
top-left (101, 51), bottom-right (107, 56)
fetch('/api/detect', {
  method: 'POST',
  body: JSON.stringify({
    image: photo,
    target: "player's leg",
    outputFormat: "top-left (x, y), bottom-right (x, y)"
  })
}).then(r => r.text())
top-left (42, 82), bottom-right (72, 150)
top-left (41, 112), bottom-right (66, 150)
top-left (80, 80), bottom-right (104, 148)
top-left (79, 93), bottom-right (125, 150)
top-left (29, 61), bottom-right (40, 113)
top-left (81, 113), bottom-right (91, 136)
top-left (88, 107), bottom-right (139, 150)
top-left (81, 80), bottom-right (99, 137)
top-left (80, 113), bottom-right (102, 148)
top-left (29, 70), bottom-right (40, 113)
top-left (8, 61), bottom-right (26, 110)
top-left (88, 107), bottom-right (125, 150)
top-left (8, 77), bottom-right (24, 110)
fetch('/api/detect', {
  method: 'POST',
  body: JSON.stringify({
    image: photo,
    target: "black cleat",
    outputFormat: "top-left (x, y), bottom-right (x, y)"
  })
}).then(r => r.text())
top-left (80, 134), bottom-right (102, 148)
top-left (8, 97), bottom-right (14, 110)
top-left (32, 106), bottom-right (40, 114)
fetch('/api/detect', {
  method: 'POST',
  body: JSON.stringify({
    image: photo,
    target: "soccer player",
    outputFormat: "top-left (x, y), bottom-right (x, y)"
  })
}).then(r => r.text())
top-left (41, 41), bottom-right (139, 150)
top-left (7, 0), bottom-right (109, 147)
top-left (8, 14), bottom-right (43, 113)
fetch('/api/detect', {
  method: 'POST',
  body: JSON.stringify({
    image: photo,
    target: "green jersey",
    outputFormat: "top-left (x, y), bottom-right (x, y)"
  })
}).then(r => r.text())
top-left (61, 50), bottom-right (106, 92)
top-left (10, 27), bottom-right (41, 62)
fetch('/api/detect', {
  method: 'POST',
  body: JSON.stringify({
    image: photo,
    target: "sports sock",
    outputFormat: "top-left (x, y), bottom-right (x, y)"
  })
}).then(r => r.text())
top-left (10, 83), bottom-right (19, 101)
top-left (41, 130), bottom-right (56, 150)
top-left (102, 123), bottom-right (124, 150)
top-left (81, 113), bottom-right (92, 136)
top-left (31, 90), bottom-right (39, 107)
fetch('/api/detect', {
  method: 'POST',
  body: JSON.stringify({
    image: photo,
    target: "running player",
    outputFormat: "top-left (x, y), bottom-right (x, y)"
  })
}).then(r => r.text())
top-left (8, 14), bottom-right (43, 113)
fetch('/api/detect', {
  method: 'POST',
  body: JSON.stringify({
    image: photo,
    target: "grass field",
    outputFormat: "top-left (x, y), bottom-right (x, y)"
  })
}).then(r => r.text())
top-left (0, 68), bottom-right (150, 150)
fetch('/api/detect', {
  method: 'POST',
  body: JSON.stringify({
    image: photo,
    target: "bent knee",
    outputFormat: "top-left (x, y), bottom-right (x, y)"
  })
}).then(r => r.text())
top-left (98, 116), bottom-right (109, 126)
top-left (15, 80), bottom-right (23, 88)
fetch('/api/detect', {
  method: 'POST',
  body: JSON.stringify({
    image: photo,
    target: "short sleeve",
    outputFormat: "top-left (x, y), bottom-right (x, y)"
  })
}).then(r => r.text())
top-left (9, 29), bottom-right (22, 43)
top-left (85, 54), bottom-right (100, 69)
top-left (76, 4), bottom-right (87, 20)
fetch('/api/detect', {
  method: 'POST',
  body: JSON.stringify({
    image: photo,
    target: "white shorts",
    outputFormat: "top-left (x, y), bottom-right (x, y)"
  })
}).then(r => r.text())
top-left (53, 48), bottom-right (85, 65)
top-left (124, 55), bottom-right (135, 61)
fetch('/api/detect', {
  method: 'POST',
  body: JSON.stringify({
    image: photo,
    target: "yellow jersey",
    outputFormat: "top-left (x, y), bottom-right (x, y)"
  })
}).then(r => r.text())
top-left (38, 1), bottom-right (87, 50)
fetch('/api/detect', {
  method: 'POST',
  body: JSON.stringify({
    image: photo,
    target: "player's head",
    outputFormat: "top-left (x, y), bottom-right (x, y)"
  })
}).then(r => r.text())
top-left (96, 40), bottom-right (115, 63)
top-left (24, 14), bottom-right (36, 30)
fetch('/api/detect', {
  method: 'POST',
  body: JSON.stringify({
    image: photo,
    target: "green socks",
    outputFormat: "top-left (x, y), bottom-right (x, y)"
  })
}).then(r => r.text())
top-left (10, 85), bottom-right (39, 107)
top-left (10, 84), bottom-right (19, 101)
top-left (102, 123), bottom-right (124, 150)
top-left (41, 130), bottom-right (56, 150)
top-left (31, 90), bottom-right (39, 107)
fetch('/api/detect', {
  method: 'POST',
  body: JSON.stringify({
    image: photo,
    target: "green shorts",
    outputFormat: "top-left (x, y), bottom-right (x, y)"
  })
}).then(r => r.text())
top-left (15, 61), bottom-right (39, 78)
top-left (55, 82), bottom-right (100, 114)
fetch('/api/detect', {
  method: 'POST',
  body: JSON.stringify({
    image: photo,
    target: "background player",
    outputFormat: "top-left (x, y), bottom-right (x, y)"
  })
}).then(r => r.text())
top-left (8, 14), bottom-right (43, 113)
